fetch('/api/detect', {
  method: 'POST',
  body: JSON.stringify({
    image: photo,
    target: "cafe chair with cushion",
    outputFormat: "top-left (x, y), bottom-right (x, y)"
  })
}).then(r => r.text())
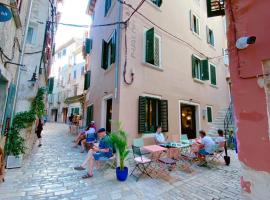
top-left (130, 145), bottom-right (153, 181)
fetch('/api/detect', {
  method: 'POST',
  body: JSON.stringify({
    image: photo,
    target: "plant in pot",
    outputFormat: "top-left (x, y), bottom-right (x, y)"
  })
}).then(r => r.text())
top-left (109, 125), bottom-right (129, 182)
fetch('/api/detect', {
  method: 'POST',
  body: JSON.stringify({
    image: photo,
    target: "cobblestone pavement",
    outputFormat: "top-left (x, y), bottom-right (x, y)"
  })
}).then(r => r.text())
top-left (0, 123), bottom-right (242, 200)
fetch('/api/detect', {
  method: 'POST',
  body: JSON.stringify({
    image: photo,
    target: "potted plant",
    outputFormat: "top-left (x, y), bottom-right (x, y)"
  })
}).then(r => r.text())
top-left (109, 125), bottom-right (129, 182)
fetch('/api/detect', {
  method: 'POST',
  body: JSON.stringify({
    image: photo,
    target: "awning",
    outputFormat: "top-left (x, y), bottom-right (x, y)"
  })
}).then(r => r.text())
top-left (65, 94), bottom-right (85, 104)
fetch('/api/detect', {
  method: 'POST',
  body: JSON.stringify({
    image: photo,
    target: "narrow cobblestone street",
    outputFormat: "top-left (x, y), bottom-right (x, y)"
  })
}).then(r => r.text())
top-left (0, 123), bottom-right (242, 200)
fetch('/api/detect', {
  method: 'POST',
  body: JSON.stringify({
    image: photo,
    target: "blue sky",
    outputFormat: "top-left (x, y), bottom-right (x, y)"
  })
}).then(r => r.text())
top-left (55, 0), bottom-right (92, 48)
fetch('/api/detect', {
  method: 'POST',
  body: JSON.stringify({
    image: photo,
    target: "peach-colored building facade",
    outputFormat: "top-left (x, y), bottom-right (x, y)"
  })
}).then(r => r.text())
top-left (86, 0), bottom-right (230, 143)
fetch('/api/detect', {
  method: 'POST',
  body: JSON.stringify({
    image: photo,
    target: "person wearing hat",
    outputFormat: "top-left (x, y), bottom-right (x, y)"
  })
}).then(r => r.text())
top-left (74, 128), bottom-right (112, 178)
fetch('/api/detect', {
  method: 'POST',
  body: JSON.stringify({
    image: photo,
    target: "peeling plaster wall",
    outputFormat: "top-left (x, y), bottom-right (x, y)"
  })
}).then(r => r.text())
top-left (226, 0), bottom-right (270, 198)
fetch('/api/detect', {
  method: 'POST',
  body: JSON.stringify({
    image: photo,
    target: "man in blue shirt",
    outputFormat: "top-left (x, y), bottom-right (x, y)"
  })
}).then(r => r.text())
top-left (74, 128), bottom-right (112, 178)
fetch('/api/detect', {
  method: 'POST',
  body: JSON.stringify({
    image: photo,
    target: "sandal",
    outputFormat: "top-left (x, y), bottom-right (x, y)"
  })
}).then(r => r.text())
top-left (74, 166), bottom-right (85, 171)
top-left (82, 173), bottom-right (93, 179)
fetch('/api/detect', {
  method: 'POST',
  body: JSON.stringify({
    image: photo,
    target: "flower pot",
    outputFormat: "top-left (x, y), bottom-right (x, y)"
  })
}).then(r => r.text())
top-left (116, 167), bottom-right (128, 181)
top-left (6, 155), bottom-right (23, 169)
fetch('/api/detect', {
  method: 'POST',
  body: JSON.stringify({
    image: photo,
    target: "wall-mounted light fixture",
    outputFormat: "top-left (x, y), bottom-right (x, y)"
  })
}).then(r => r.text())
top-left (28, 66), bottom-right (38, 87)
top-left (236, 36), bottom-right (256, 49)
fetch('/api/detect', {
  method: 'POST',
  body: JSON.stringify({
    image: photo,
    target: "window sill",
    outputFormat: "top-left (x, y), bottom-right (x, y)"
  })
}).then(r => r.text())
top-left (103, 63), bottom-right (115, 74)
top-left (208, 44), bottom-right (216, 50)
top-left (143, 62), bottom-right (163, 71)
top-left (146, 0), bottom-right (162, 11)
top-left (210, 84), bottom-right (218, 89)
top-left (193, 78), bottom-right (204, 84)
top-left (191, 31), bottom-right (201, 40)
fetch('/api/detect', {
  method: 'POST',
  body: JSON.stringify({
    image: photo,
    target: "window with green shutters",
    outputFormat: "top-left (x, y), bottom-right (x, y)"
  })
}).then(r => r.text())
top-left (206, 26), bottom-right (215, 46)
top-left (191, 55), bottom-right (209, 81)
top-left (145, 28), bottom-right (161, 67)
top-left (48, 77), bottom-right (54, 94)
top-left (84, 71), bottom-right (91, 90)
top-left (207, 106), bottom-right (213, 123)
top-left (210, 64), bottom-right (217, 85)
top-left (104, 0), bottom-right (112, 16)
top-left (138, 96), bottom-right (168, 133)
top-left (150, 0), bottom-right (163, 7)
top-left (86, 105), bottom-right (94, 126)
top-left (85, 38), bottom-right (92, 54)
top-left (101, 30), bottom-right (116, 70)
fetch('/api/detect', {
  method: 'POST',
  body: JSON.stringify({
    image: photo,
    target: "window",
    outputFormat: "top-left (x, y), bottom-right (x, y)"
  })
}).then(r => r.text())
top-left (104, 0), bottom-right (112, 16)
top-left (71, 107), bottom-right (80, 115)
top-left (58, 52), bottom-right (61, 59)
top-left (73, 70), bottom-right (76, 79)
top-left (86, 105), bottom-right (94, 125)
top-left (84, 71), bottom-right (91, 90)
top-left (206, 26), bottom-right (215, 46)
top-left (150, 0), bottom-right (163, 7)
top-left (63, 49), bottom-right (67, 56)
top-left (191, 55), bottom-right (209, 81)
top-left (74, 85), bottom-right (78, 96)
top-left (85, 38), bottom-right (92, 54)
top-left (138, 96), bottom-right (168, 133)
top-left (210, 64), bottom-right (217, 85)
top-left (207, 106), bottom-right (213, 123)
top-left (190, 11), bottom-right (200, 35)
top-left (145, 28), bottom-right (161, 67)
top-left (101, 31), bottom-right (116, 70)
top-left (26, 24), bottom-right (37, 44)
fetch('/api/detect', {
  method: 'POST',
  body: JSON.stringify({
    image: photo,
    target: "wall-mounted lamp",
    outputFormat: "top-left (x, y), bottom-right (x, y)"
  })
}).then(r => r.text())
top-left (236, 36), bottom-right (256, 49)
top-left (28, 66), bottom-right (38, 87)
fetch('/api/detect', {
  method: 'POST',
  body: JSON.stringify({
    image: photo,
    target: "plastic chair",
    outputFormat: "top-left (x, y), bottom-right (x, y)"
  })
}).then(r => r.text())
top-left (130, 145), bottom-right (152, 181)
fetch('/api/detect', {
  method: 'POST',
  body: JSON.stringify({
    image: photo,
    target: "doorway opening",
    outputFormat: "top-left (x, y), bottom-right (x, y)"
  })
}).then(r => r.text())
top-left (51, 109), bottom-right (58, 122)
top-left (180, 103), bottom-right (197, 139)
top-left (62, 107), bottom-right (68, 123)
top-left (106, 98), bottom-right (112, 132)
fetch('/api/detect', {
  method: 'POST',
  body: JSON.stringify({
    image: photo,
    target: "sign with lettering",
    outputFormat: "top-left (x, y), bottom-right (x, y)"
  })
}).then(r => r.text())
top-left (0, 4), bottom-right (12, 22)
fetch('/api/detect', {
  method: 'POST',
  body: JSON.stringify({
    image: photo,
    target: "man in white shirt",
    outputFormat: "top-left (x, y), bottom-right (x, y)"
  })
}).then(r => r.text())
top-left (154, 126), bottom-right (166, 144)
top-left (198, 130), bottom-right (215, 155)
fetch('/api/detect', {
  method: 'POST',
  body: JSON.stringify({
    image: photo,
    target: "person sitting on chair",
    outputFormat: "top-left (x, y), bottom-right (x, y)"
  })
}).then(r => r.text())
top-left (198, 130), bottom-right (215, 156)
top-left (154, 126), bottom-right (167, 144)
top-left (74, 128), bottom-right (112, 178)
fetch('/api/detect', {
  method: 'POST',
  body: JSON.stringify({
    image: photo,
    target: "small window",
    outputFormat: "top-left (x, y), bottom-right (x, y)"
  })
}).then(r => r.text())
top-left (192, 55), bottom-right (209, 81)
top-left (210, 64), bottom-right (217, 85)
top-left (104, 0), bottom-right (112, 16)
top-left (62, 49), bottom-right (67, 56)
top-left (193, 56), bottom-right (202, 80)
top-left (73, 70), bottom-right (76, 79)
top-left (207, 106), bottom-right (213, 123)
top-left (207, 26), bottom-right (215, 46)
top-left (144, 28), bottom-right (161, 67)
top-left (26, 24), bottom-right (37, 44)
top-left (101, 31), bottom-right (116, 70)
top-left (74, 85), bottom-right (78, 96)
top-left (150, 0), bottom-right (163, 7)
top-left (190, 11), bottom-right (200, 35)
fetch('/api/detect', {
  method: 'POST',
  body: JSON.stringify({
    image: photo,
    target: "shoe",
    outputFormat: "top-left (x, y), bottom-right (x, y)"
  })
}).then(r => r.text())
top-left (38, 144), bottom-right (42, 147)
top-left (82, 173), bottom-right (93, 179)
top-left (74, 166), bottom-right (85, 171)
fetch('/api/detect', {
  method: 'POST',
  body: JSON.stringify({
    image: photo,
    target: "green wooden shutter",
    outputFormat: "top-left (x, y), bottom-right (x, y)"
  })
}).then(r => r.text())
top-left (84, 71), bottom-right (91, 90)
top-left (48, 77), bottom-right (54, 94)
top-left (138, 96), bottom-right (146, 133)
top-left (189, 10), bottom-right (194, 31)
top-left (210, 65), bottom-right (217, 85)
top-left (75, 108), bottom-right (80, 114)
top-left (206, 26), bottom-right (210, 44)
top-left (105, 0), bottom-right (112, 16)
top-left (101, 40), bottom-right (108, 70)
top-left (145, 28), bottom-right (155, 64)
top-left (155, 0), bottom-right (162, 7)
top-left (86, 105), bottom-right (94, 125)
top-left (159, 99), bottom-right (169, 132)
top-left (201, 60), bottom-right (209, 80)
top-left (207, 107), bottom-right (213, 123)
top-left (85, 38), bottom-right (92, 54)
top-left (2, 83), bottom-right (16, 134)
top-left (111, 31), bottom-right (116, 64)
top-left (191, 55), bottom-right (196, 78)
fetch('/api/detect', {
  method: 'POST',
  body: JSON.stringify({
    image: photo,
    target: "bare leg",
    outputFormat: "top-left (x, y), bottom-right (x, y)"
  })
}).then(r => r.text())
top-left (81, 139), bottom-right (86, 153)
top-left (81, 150), bottom-right (93, 168)
top-left (88, 155), bottom-right (95, 175)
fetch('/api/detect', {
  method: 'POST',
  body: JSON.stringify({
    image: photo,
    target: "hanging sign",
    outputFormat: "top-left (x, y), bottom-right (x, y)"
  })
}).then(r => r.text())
top-left (0, 4), bottom-right (12, 22)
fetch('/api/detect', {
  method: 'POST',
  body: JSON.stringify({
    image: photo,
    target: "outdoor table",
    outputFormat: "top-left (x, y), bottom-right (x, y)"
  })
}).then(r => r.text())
top-left (142, 145), bottom-right (167, 160)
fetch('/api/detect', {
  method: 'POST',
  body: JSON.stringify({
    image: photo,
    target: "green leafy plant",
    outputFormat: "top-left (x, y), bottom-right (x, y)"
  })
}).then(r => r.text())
top-left (109, 123), bottom-right (129, 171)
top-left (5, 88), bottom-right (45, 156)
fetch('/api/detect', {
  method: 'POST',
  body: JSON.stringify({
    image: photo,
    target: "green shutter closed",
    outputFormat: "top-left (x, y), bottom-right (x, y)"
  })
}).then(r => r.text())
top-left (48, 77), bottom-right (54, 94)
top-left (191, 55), bottom-right (196, 78)
top-left (2, 83), bottom-right (16, 134)
top-left (111, 31), bottom-right (116, 64)
top-left (154, 0), bottom-right (162, 7)
top-left (84, 71), bottom-right (91, 90)
top-left (210, 65), bottom-right (217, 85)
top-left (85, 38), bottom-right (92, 54)
top-left (105, 0), bottom-right (112, 16)
top-left (159, 99), bottom-right (169, 132)
top-left (207, 107), bottom-right (213, 122)
top-left (101, 40), bottom-right (108, 70)
top-left (138, 96), bottom-right (147, 133)
top-left (145, 28), bottom-right (155, 65)
top-left (86, 105), bottom-right (94, 126)
top-left (74, 108), bottom-right (80, 114)
top-left (201, 59), bottom-right (209, 80)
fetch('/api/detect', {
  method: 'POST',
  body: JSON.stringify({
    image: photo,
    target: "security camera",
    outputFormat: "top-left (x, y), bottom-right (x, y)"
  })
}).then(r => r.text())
top-left (236, 36), bottom-right (256, 49)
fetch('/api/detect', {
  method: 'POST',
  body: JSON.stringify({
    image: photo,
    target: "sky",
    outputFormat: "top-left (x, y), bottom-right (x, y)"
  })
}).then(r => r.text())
top-left (55, 0), bottom-right (92, 49)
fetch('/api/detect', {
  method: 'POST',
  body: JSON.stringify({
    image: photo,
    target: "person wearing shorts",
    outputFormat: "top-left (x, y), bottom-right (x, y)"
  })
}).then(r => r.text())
top-left (198, 130), bottom-right (215, 156)
top-left (74, 128), bottom-right (112, 178)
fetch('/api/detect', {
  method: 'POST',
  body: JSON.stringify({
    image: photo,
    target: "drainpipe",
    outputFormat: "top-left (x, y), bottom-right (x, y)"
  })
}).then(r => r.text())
top-left (11, 0), bottom-right (34, 123)
top-left (114, 0), bottom-right (123, 100)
